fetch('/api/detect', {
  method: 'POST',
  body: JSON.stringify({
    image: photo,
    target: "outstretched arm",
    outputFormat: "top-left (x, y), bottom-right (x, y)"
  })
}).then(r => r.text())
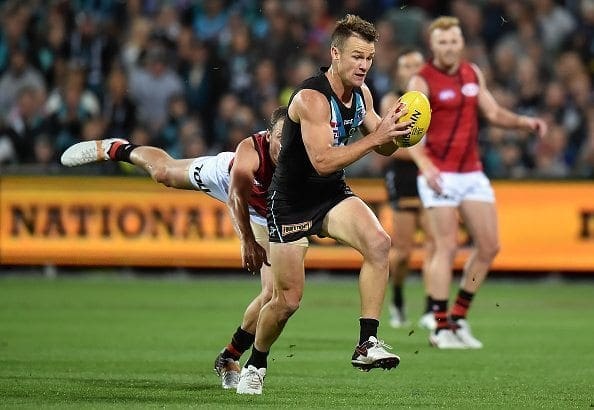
top-left (227, 137), bottom-right (270, 273)
top-left (474, 64), bottom-right (548, 138)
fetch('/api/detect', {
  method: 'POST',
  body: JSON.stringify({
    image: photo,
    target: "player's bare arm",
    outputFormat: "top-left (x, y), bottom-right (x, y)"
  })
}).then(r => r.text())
top-left (405, 75), bottom-right (442, 193)
top-left (290, 89), bottom-right (402, 175)
top-left (294, 89), bottom-right (410, 175)
top-left (473, 64), bottom-right (548, 138)
top-left (227, 138), bottom-right (269, 273)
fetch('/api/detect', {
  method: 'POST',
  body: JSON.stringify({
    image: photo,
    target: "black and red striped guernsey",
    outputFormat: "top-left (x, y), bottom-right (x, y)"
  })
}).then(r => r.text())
top-left (419, 60), bottom-right (482, 172)
top-left (229, 131), bottom-right (274, 218)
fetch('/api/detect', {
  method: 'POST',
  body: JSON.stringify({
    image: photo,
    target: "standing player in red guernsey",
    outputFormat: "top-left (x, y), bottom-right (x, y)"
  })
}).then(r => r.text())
top-left (407, 17), bottom-right (547, 349)
top-left (61, 107), bottom-right (289, 388)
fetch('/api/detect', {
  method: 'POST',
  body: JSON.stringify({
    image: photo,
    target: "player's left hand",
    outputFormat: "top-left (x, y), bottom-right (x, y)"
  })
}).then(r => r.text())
top-left (240, 238), bottom-right (270, 274)
top-left (525, 117), bottom-right (548, 138)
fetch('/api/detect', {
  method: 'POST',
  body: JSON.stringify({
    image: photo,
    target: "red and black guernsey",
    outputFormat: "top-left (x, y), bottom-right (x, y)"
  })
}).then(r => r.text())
top-left (419, 60), bottom-right (482, 172)
top-left (228, 131), bottom-right (274, 218)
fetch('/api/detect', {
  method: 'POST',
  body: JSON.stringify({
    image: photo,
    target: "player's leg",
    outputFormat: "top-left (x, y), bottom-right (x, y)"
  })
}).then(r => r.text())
top-left (457, 200), bottom-right (499, 294)
top-left (388, 208), bottom-right (416, 328)
top-left (129, 147), bottom-right (195, 189)
top-left (237, 242), bottom-right (307, 395)
top-left (424, 206), bottom-right (467, 348)
top-left (417, 208), bottom-right (437, 330)
top-left (450, 199), bottom-right (499, 348)
top-left (215, 223), bottom-right (272, 389)
top-left (61, 138), bottom-right (197, 189)
top-left (417, 174), bottom-right (466, 348)
top-left (322, 196), bottom-right (400, 371)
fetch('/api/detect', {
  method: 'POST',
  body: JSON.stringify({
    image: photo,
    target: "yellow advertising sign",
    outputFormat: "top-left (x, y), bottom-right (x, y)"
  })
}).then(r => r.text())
top-left (0, 176), bottom-right (592, 271)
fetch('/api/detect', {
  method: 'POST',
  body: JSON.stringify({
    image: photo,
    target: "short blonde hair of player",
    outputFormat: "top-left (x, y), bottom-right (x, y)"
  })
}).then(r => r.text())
top-left (428, 16), bottom-right (460, 34)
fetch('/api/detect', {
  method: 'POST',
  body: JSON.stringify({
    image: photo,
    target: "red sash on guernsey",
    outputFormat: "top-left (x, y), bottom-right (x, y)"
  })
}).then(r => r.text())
top-left (419, 61), bottom-right (482, 172)
top-left (229, 131), bottom-right (274, 218)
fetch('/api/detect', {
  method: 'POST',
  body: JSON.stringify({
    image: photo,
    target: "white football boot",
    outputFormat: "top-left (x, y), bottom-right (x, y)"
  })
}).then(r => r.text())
top-left (60, 138), bottom-right (128, 167)
top-left (236, 365), bottom-right (266, 395)
top-left (418, 312), bottom-right (437, 331)
top-left (213, 352), bottom-right (241, 389)
top-left (429, 329), bottom-right (468, 349)
top-left (388, 304), bottom-right (409, 328)
top-left (351, 336), bottom-right (401, 371)
top-left (453, 319), bottom-right (483, 349)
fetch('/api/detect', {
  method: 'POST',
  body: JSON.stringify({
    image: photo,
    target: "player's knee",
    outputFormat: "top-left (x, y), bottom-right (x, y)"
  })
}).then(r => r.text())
top-left (479, 241), bottom-right (500, 261)
top-left (259, 287), bottom-right (273, 305)
top-left (366, 229), bottom-right (391, 263)
top-left (272, 297), bottom-right (300, 322)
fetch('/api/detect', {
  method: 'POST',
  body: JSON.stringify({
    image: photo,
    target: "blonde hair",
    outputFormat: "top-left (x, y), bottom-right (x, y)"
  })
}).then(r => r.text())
top-left (428, 16), bottom-right (460, 35)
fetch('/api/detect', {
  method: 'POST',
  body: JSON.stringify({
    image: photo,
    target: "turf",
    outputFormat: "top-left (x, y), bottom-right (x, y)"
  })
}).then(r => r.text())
top-left (0, 274), bottom-right (592, 409)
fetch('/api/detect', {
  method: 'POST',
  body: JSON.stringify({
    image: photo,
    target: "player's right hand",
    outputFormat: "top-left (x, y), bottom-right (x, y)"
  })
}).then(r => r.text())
top-left (421, 160), bottom-right (443, 194)
top-left (372, 102), bottom-right (412, 146)
top-left (240, 238), bottom-right (270, 274)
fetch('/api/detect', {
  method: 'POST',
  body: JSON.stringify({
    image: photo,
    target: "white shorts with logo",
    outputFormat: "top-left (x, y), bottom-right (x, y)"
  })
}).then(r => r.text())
top-left (187, 151), bottom-right (267, 226)
top-left (417, 171), bottom-right (495, 208)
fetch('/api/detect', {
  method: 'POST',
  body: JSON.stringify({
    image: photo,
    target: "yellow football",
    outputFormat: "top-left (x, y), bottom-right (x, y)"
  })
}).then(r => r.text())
top-left (395, 90), bottom-right (431, 148)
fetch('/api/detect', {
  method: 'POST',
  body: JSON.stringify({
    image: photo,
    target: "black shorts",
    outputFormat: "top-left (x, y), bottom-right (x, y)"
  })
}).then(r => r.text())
top-left (385, 160), bottom-right (421, 212)
top-left (267, 184), bottom-right (354, 243)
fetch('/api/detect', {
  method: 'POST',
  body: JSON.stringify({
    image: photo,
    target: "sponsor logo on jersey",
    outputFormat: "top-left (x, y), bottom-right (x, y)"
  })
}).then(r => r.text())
top-left (461, 83), bottom-right (479, 97)
top-left (281, 220), bottom-right (312, 237)
top-left (438, 89), bottom-right (456, 101)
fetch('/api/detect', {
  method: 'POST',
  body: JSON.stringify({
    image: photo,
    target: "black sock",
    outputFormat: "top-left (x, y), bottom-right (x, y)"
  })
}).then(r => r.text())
top-left (450, 289), bottom-right (475, 322)
top-left (424, 295), bottom-right (433, 313)
top-left (244, 346), bottom-right (269, 369)
top-left (222, 327), bottom-right (255, 360)
top-left (109, 142), bottom-right (139, 163)
top-left (393, 285), bottom-right (403, 309)
top-left (358, 318), bottom-right (379, 345)
top-left (431, 299), bottom-right (449, 333)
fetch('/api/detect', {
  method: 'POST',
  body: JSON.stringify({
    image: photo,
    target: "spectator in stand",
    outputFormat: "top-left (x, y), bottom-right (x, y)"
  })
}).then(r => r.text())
top-left (46, 70), bottom-right (99, 155)
top-left (178, 117), bottom-right (207, 158)
top-left (244, 58), bottom-right (279, 120)
top-left (34, 7), bottom-right (71, 87)
top-left (102, 67), bottom-right (137, 140)
top-left (212, 93), bottom-right (241, 151)
top-left (68, 11), bottom-right (118, 98)
top-left (120, 17), bottom-right (152, 72)
top-left (0, 1), bottom-right (34, 73)
top-left (128, 45), bottom-right (184, 134)
top-left (4, 85), bottom-right (47, 164)
top-left (0, 46), bottom-right (46, 116)
top-left (576, 105), bottom-right (594, 177)
top-left (157, 94), bottom-right (189, 159)
top-left (193, 0), bottom-right (228, 42)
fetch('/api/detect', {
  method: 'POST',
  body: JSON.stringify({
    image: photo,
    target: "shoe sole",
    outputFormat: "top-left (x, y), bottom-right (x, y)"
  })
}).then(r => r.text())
top-left (236, 389), bottom-right (262, 395)
top-left (351, 356), bottom-right (400, 372)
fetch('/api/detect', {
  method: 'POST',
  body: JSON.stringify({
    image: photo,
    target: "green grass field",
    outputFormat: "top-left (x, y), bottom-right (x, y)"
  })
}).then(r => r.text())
top-left (0, 274), bottom-right (592, 409)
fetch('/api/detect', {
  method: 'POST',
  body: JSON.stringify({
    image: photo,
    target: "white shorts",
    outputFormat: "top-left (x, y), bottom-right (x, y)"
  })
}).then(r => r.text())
top-left (417, 171), bottom-right (495, 208)
top-left (187, 152), bottom-right (267, 226)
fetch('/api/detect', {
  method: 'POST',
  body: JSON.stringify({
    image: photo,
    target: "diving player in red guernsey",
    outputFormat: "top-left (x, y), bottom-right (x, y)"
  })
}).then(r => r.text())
top-left (61, 107), bottom-right (289, 389)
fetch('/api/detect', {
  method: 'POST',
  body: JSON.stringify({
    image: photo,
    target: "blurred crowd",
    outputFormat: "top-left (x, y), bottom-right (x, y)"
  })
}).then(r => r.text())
top-left (0, 0), bottom-right (592, 179)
